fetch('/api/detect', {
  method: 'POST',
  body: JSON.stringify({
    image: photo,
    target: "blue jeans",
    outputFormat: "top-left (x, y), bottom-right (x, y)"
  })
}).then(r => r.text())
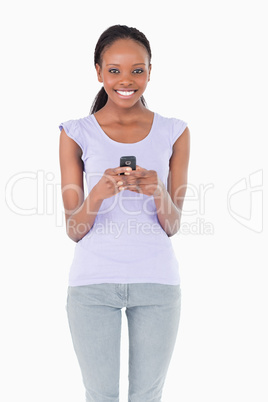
top-left (66, 283), bottom-right (181, 402)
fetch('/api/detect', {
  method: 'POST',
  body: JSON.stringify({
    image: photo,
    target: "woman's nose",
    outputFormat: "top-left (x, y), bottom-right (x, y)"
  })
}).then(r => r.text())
top-left (119, 72), bottom-right (134, 85)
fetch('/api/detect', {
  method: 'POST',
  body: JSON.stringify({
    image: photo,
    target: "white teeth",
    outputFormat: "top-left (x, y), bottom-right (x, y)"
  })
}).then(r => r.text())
top-left (116, 90), bottom-right (135, 96)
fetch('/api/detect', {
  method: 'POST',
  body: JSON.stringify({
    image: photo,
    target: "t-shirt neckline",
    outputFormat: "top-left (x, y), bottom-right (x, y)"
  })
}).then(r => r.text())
top-left (91, 112), bottom-right (157, 145)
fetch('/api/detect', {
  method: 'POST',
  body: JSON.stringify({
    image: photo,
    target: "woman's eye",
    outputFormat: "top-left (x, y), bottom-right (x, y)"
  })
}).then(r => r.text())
top-left (109, 69), bottom-right (120, 74)
top-left (133, 69), bottom-right (144, 74)
top-left (108, 68), bottom-right (144, 74)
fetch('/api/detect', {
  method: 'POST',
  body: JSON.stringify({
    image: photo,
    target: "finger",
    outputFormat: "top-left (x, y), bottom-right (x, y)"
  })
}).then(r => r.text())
top-left (117, 166), bottom-right (132, 175)
top-left (106, 166), bottom-right (133, 176)
top-left (127, 169), bottom-right (147, 177)
top-left (103, 175), bottom-right (125, 187)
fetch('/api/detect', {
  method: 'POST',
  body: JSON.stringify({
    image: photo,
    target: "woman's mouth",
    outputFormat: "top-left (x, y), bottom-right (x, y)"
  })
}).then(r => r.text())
top-left (115, 90), bottom-right (137, 98)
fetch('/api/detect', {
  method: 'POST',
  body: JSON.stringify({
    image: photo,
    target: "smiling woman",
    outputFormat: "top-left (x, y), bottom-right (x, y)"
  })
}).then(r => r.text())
top-left (59, 24), bottom-right (190, 402)
top-left (90, 26), bottom-right (152, 114)
top-left (94, 37), bottom-right (152, 110)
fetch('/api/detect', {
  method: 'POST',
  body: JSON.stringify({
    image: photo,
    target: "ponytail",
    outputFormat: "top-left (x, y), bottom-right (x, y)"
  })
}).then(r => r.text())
top-left (90, 87), bottom-right (108, 114)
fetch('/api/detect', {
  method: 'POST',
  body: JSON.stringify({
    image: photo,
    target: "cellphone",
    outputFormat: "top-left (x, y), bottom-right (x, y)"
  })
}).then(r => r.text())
top-left (120, 156), bottom-right (136, 175)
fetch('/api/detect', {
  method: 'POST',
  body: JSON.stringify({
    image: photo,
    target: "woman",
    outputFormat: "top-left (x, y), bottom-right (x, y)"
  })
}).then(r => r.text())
top-left (59, 24), bottom-right (190, 402)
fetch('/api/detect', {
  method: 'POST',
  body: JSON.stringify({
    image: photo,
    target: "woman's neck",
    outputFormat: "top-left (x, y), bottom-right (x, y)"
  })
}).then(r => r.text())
top-left (97, 100), bottom-right (150, 124)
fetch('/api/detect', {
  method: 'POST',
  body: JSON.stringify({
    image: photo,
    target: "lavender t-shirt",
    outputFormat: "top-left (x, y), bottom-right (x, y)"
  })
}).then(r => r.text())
top-left (59, 112), bottom-right (187, 286)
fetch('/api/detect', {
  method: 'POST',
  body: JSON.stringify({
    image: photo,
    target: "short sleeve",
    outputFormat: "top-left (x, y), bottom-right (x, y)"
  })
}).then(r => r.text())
top-left (171, 118), bottom-right (188, 146)
top-left (58, 119), bottom-right (84, 151)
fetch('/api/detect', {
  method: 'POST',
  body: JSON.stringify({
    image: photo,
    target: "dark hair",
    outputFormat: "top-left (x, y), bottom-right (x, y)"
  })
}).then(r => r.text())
top-left (90, 25), bottom-right (152, 114)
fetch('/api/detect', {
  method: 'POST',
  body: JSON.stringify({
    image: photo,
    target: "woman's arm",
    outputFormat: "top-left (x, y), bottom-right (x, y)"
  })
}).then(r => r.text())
top-left (59, 129), bottom-right (103, 242)
top-left (59, 129), bottom-right (132, 242)
top-left (153, 126), bottom-right (190, 236)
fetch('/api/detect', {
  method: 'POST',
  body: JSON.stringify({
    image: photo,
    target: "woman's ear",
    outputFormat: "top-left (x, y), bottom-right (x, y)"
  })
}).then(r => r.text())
top-left (95, 63), bottom-right (103, 83)
top-left (148, 64), bottom-right (152, 82)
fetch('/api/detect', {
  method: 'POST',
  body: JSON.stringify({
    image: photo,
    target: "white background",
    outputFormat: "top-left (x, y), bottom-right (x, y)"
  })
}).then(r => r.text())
top-left (1, 0), bottom-right (267, 401)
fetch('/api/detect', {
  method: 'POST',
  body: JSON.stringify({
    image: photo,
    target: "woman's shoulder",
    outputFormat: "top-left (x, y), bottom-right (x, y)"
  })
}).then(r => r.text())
top-left (58, 114), bottom-right (95, 152)
top-left (59, 113), bottom-right (93, 128)
top-left (153, 112), bottom-right (188, 146)
top-left (155, 111), bottom-right (186, 124)
top-left (61, 115), bottom-right (98, 139)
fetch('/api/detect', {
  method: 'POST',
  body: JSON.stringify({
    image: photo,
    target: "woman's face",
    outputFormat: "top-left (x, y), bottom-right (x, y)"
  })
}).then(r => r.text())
top-left (95, 39), bottom-right (151, 109)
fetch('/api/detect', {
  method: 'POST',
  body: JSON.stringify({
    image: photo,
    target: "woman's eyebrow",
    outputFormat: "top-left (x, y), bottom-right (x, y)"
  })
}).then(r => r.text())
top-left (107, 63), bottom-right (146, 66)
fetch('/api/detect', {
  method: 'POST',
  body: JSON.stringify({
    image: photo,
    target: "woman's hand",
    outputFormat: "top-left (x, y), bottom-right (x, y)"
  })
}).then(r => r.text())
top-left (121, 165), bottom-right (164, 197)
top-left (94, 166), bottom-right (132, 201)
